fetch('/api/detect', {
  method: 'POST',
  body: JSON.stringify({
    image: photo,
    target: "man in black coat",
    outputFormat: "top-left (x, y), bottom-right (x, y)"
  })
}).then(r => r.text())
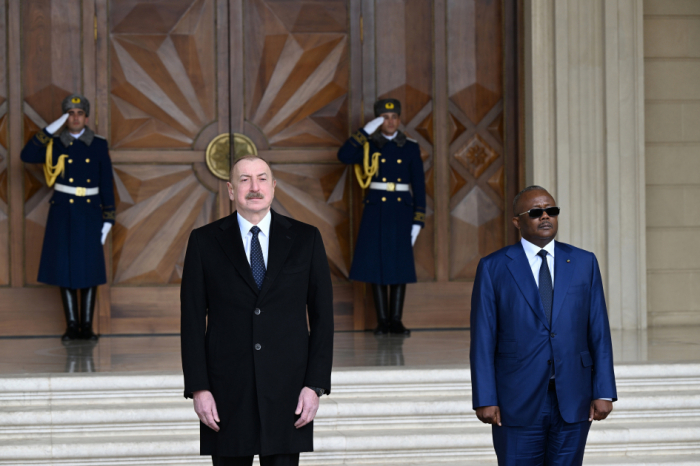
top-left (181, 155), bottom-right (334, 466)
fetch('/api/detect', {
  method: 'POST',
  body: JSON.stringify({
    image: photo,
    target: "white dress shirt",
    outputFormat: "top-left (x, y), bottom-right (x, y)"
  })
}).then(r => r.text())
top-left (383, 131), bottom-right (397, 140)
top-left (70, 128), bottom-right (85, 139)
top-left (237, 210), bottom-right (272, 268)
top-left (521, 237), bottom-right (555, 288)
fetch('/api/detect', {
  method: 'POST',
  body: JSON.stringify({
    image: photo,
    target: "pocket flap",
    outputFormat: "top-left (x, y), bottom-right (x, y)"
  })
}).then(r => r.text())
top-left (497, 340), bottom-right (517, 354)
top-left (580, 351), bottom-right (593, 367)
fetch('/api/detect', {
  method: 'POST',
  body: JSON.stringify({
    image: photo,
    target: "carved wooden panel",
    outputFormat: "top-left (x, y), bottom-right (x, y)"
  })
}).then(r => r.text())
top-left (109, 0), bottom-right (217, 149)
top-left (447, 0), bottom-right (505, 280)
top-left (374, 0), bottom-right (435, 280)
top-left (112, 165), bottom-right (216, 284)
top-left (0, 0), bottom-right (7, 286)
top-left (244, 0), bottom-right (349, 148)
top-left (22, 0), bottom-right (83, 285)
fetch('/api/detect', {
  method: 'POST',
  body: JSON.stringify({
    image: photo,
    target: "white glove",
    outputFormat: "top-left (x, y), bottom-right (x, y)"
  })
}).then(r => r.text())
top-left (411, 224), bottom-right (421, 247)
top-left (363, 116), bottom-right (385, 135)
top-left (46, 113), bottom-right (69, 134)
top-left (101, 223), bottom-right (112, 245)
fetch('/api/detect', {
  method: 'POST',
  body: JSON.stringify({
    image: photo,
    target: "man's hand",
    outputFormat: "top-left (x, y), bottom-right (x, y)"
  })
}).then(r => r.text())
top-left (46, 113), bottom-right (69, 135)
top-left (589, 399), bottom-right (613, 421)
top-left (193, 390), bottom-right (220, 432)
top-left (294, 387), bottom-right (319, 429)
top-left (476, 405), bottom-right (501, 426)
top-left (363, 116), bottom-right (385, 135)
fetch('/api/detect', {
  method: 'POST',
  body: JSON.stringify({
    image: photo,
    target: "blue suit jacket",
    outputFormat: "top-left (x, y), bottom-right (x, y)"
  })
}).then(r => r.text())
top-left (470, 241), bottom-right (617, 426)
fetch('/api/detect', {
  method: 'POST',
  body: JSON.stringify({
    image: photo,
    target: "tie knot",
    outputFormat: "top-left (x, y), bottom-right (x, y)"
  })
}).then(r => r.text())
top-left (538, 249), bottom-right (548, 260)
top-left (250, 226), bottom-right (261, 237)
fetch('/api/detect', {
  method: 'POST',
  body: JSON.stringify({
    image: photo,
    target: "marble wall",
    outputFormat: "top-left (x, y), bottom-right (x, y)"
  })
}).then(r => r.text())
top-left (644, 0), bottom-right (700, 326)
top-left (524, 0), bottom-right (647, 330)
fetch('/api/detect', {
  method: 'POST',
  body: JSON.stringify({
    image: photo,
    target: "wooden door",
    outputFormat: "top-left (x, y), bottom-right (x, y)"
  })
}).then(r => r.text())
top-left (0, 0), bottom-right (521, 336)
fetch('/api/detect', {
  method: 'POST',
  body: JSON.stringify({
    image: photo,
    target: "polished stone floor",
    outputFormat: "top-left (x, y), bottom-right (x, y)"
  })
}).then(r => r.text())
top-left (0, 326), bottom-right (698, 374)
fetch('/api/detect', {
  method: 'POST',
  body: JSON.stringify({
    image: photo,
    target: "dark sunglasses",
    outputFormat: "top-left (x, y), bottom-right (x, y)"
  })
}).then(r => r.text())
top-left (517, 207), bottom-right (561, 218)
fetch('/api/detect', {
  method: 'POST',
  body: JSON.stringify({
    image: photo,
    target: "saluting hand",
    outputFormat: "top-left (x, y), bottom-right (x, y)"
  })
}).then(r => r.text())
top-left (294, 387), bottom-right (319, 429)
top-left (193, 390), bottom-right (220, 432)
top-left (363, 116), bottom-right (385, 135)
top-left (476, 405), bottom-right (502, 427)
top-left (46, 113), bottom-right (69, 135)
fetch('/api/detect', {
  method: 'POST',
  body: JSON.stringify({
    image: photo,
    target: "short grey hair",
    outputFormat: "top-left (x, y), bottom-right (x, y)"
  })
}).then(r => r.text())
top-left (229, 155), bottom-right (275, 183)
top-left (512, 185), bottom-right (550, 215)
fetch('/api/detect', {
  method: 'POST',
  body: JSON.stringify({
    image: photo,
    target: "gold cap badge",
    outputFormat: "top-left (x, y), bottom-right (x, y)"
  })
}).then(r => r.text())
top-left (386, 102), bottom-right (394, 109)
top-left (71, 97), bottom-right (81, 104)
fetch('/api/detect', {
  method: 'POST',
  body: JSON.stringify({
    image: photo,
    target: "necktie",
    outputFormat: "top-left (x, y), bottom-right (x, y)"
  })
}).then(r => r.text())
top-left (538, 250), bottom-right (553, 326)
top-left (250, 226), bottom-right (266, 290)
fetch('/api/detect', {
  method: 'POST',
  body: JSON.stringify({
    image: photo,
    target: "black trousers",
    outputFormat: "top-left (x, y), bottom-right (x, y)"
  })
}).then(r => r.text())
top-left (212, 453), bottom-right (300, 466)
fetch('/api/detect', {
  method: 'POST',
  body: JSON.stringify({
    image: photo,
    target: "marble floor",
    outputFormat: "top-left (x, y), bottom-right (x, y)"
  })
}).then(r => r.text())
top-left (0, 326), bottom-right (698, 375)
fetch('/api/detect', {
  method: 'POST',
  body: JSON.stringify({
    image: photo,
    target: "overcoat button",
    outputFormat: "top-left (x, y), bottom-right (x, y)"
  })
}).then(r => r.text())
top-left (255, 344), bottom-right (262, 350)
top-left (85, 159), bottom-right (90, 163)
top-left (69, 199), bottom-right (74, 204)
top-left (382, 197), bottom-right (386, 202)
top-left (254, 308), bottom-right (261, 315)
top-left (397, 159), bottom-right (402, 164)
top-left (550, 333), bottom-right (556, 338)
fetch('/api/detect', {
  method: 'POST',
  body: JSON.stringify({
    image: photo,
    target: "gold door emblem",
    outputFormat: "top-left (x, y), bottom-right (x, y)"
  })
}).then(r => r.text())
top-left (205, 133), bottom-right (258, 180)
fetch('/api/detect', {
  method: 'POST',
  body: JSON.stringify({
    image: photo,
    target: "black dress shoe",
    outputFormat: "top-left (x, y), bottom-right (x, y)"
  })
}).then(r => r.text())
top-left (374, 322), bottom-right (391, 335)
top-left (61, 325), bottom-right (81, 341)
top-left (390, 320), bottom-right (411, 336)
top-left (80, 327), bottom-right (98, 341)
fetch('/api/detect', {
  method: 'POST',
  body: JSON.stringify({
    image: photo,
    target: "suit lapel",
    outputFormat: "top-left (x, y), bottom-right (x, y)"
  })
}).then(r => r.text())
top-left (506, 243), bottom-right (550, 329)
top-left (551, 241), bottom-right (575, 327)
top-left (256, 211), bottom-right (295, 303)
top-left (216, 212), bottom-right (260, 294)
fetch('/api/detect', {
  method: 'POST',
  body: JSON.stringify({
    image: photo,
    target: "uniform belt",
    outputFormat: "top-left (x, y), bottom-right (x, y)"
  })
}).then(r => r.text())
top-left (369, 182), bottom-right (409, 192)
top-left (54, 183), bottom-right (99, 197)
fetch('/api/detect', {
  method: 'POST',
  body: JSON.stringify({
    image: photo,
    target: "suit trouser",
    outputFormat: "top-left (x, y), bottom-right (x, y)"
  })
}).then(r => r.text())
top-left (212, 453), bottom-right (299, 466)
top-left (492, 387), bottom-right (591, 466)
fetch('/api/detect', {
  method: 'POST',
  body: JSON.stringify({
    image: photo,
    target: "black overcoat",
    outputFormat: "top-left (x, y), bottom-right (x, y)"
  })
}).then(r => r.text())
top-left (180, 210), bottom-right (334, 457)
top-left (20, 128), bottom-right (116, 289)
top-left (337, 129), bottom-right (426, 285)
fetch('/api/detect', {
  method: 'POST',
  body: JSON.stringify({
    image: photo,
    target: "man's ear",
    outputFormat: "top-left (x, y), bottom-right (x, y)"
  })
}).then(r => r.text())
top-left (511, 216), bottom-right (520, 231)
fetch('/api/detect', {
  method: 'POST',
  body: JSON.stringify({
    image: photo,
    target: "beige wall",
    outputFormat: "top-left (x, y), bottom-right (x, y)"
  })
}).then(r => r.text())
top-left (645, 0), bottom-right (700, 326)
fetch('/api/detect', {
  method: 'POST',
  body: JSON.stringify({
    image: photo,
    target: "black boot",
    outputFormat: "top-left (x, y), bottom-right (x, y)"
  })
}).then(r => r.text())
top-left (79, 286), bottom-right (98, 341)
top-left (389, 284), bottom-right (410, 335)
top-left (59, 288), bottom-right (80, 341)
top-left (371, 284), bottom-right (390, 335)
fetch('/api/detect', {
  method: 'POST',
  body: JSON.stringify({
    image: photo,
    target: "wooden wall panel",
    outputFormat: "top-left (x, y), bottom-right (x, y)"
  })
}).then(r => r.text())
top-left (374, 0), bottom-right (435, 280)
top-left (446, 0), bottom-right (505, 281)
top-left (22, 0), bottom-right (83, 285)
top-left (0, 0), bottom-right (8, 286)
top-left (109, 0), bottom-right (217, 149)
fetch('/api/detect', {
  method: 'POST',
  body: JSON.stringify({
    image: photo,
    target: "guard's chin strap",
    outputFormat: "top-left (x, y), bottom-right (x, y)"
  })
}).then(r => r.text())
top-left (354, 142), bottom-right (381, 189)
top-left (43, 139), bottom-right (68, 188)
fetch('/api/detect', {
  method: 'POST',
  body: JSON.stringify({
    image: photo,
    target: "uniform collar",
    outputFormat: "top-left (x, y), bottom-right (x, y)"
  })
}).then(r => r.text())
top-left (59, 126), bottom-right (95, 147)
top-left (370, 129), bottom-right (407, 148)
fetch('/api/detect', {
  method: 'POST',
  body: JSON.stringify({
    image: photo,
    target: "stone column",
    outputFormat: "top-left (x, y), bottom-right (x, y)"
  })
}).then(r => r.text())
top-left (524, 0), bottom-right (647, 329)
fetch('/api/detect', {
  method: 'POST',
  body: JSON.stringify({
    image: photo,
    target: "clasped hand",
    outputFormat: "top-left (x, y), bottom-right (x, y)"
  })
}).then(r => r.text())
top-left (193, 387), bottom-right (320, 432)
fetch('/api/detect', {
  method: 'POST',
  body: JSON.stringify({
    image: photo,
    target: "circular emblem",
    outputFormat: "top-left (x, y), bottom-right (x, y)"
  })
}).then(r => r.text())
top-left (71, 97), bottom-right (81, 104)
top-left (205, 133), bottom-right (258, 181)
top-left (386, 102), bottom-right (394, 109)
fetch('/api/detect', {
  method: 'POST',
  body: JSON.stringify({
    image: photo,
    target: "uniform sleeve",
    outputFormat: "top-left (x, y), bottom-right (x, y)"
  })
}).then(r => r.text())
top-left (337, 129), bottom-right (370, 165)
top-left (99, 142), bottom-right (116, 225)
top-left (409, 143), bottom-right (426, 227)
top-left (470, 259), bottom-right (499, 409)
top-left (20, 129), bottom-right (53, 164)
top-left (588, 254), bottom-right (617, 401)
top-left (180, 229), bottom-right (211, 398)
top-left (304, 227), bottom-right (334, 394)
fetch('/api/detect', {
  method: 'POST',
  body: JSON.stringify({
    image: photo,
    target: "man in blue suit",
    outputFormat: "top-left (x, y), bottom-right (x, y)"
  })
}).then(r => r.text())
top-left (470, 186), bottom-right (617, 465)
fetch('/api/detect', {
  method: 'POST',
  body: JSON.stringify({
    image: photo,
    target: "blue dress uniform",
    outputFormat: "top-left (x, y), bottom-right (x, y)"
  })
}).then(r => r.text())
top-left (20, 127), bottom-right (115, 288)
top-left (338, 129), bottom-right (426, 285)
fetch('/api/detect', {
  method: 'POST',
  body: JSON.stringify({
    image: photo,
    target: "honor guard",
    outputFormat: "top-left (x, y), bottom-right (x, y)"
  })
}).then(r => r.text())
top-left (20, 94), bottom-right (115, 341)
top-left (338, 99), bottom-right (426, 335)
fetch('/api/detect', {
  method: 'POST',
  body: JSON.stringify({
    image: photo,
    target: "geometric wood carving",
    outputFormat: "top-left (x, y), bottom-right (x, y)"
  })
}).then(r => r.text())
top-left (454, 134), bottom-right (499, 179)
top-left (112, 165), bottom-right (216, 284)
top-left (245, 0), bottom-right (349, 147)
top-left (110, 0), bottom-right (216, 148)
